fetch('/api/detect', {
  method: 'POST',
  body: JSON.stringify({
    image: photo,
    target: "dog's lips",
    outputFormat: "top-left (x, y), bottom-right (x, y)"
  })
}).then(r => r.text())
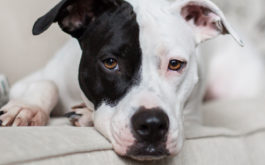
top-left (110, 125), bottom-right (136, 156)
top-left (126, 142), bottom-right (170, 161)
top-left (111, 133), bottom-right (170, 160)
top-left (129, 154), bottom-right (167, 161)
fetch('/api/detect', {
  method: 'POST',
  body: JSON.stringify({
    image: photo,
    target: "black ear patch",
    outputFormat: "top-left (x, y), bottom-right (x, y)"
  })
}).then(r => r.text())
top-left (33, 0), bottom-right (119, 38)
top-left (32, 0), bottom-right (68, 36)
top-left (56, 0), bottom-right (95, 38)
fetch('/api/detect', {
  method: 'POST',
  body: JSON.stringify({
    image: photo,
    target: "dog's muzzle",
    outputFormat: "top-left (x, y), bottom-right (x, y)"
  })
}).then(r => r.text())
top-left (127, 107), bottom-right (170, 159)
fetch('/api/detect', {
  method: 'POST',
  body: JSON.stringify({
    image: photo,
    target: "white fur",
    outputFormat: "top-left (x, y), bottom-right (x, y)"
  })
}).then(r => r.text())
top-left (2, 40), bottom-right (82, 121)
top-left (95, 0), bottom-right (243, 157)
top-left (202, 36), bottom-right (265, 100)
top-left (2, 0), bottom-right (264, 160)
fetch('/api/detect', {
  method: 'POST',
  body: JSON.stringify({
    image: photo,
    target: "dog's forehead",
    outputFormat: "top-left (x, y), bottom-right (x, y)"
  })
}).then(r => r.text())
top-left (125, 0), bottom-right (195, 59)
top-left (80, 0), bottom-right (196, 109)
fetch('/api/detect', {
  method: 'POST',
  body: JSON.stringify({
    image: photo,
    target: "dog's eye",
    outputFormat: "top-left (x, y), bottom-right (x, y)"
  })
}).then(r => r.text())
top-left (168, 60), bottom-right (186, 72)
top-left (103, 58), bottom-right (118, 70)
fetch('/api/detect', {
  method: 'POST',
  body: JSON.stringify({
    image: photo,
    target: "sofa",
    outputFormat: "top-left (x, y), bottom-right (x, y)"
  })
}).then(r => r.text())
top-left (1, 99), bottom-right (265, 165)
top-left (1, 0), bottom-right (265, 165)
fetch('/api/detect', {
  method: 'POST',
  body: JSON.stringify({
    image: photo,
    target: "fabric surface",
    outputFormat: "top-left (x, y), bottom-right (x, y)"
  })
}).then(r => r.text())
top-left (0, 98), bottom-right (265, 165)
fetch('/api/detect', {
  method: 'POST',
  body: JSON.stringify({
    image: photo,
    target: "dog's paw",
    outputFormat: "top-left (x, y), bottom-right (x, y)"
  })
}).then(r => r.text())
top-left (0, 100), bottom-right (49, 127)
top-left (65, 103), bottom-right (93, 127)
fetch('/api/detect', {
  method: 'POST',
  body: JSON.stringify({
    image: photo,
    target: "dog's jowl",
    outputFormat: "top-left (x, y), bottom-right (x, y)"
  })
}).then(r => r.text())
top-left (1, 0), bottom-right (243, 161)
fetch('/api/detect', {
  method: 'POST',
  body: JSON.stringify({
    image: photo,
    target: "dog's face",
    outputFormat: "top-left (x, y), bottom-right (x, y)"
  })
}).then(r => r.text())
top-left (33, 0), bottom-right (242, 160)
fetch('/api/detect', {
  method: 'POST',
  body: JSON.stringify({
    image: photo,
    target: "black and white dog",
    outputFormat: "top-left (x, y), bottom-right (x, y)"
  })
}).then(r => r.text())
top-left (0, 0), bottom-right (253, 161)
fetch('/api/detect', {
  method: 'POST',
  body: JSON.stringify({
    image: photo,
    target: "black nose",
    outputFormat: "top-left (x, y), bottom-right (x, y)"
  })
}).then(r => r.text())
top-left (131, 108), bottom-right (169, 143)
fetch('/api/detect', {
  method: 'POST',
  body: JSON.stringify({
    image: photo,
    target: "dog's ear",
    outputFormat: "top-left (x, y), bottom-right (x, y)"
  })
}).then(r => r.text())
top-left (173, 0), bottom-right (244, 46)
top-left (33, 0), bottom-right (118, 38)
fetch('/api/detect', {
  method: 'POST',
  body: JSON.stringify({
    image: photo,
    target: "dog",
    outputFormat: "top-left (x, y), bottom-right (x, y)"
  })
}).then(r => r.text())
top-left (1, 0), bottom-right (262, 161)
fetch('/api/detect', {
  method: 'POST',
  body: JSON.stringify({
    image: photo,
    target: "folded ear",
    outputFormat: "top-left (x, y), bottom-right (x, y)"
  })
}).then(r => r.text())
top-left (33, 0), bottom-right (118, 38)
top-left (174, 0), bottom-right (244, 46)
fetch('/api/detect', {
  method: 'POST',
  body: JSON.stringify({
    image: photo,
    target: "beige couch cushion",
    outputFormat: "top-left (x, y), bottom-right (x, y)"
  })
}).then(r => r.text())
top-left (1, 98), bottom-right (265, 165)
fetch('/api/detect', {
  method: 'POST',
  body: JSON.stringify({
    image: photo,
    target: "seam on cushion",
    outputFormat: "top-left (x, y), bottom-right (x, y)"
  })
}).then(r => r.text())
top-left (1, 149), bottom-right (111, 165)
top-left (186, 128), bottom-right (265, 140)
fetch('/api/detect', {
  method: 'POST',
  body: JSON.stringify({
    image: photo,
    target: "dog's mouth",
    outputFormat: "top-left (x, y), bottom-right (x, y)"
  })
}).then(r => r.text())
top-left (126, 142), bottom-right (170, 161)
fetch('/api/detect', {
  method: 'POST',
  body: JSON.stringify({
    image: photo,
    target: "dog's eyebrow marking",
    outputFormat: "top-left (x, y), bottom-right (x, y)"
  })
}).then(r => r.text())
top-left (158, 46), bottom-right (169, 57)
top-left (157, 46), bottom-right (169, 69)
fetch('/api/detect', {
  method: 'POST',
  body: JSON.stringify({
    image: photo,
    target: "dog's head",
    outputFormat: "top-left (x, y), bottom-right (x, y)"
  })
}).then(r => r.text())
top-left (33, 0), bottom-right (243, 160)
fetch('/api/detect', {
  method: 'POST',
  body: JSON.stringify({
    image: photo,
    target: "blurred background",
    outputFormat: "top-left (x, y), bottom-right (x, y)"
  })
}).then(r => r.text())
top-left (0, 0), bottom-right (264, 85)
top-left (0, 0), bottom-right (69, 84)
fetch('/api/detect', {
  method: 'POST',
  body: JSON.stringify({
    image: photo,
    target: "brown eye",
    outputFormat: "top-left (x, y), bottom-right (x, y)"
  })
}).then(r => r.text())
top-left (103, 58), bottom-right (118, 70)
top-left (168, 60), bottom-right (186, 71)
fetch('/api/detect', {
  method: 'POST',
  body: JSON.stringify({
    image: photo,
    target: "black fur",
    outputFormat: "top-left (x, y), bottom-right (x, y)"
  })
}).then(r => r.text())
top-left (33, 0), bottom-right (121, 38)
top-left (33, 0), bottom-right (142, 109)
top-left (32, 0), bottom-right (68, 35)
top-left (78, 2), bottom-right (142, 108)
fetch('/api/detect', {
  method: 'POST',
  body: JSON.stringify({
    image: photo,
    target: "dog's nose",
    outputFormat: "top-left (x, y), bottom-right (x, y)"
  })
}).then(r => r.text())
top-left (131, 108), bottom-right (169, 143)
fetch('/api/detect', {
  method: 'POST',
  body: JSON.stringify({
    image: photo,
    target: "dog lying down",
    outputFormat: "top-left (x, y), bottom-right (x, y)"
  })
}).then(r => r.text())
top-left (0, 0), bottom-right (264, 161)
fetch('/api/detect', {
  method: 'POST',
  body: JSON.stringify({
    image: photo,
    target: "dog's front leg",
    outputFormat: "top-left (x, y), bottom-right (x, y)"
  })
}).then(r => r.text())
top-left (0, 80), bottom-right (58, 126)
